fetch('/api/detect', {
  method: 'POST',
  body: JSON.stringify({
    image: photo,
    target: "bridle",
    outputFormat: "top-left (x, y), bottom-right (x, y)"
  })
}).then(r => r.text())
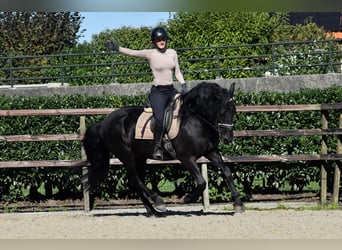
top-left (190, 100), bottom-right (234, 139)
top-left (217, 97), bottom-right (234, 132)
top-left (218, 122), bottom-right (234, 130)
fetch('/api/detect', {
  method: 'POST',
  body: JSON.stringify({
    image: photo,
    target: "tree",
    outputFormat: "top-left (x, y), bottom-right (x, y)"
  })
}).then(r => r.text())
top-left (167, 12), bottom-right (288, 48)
top-left (269, 18), bottom-right (338, 76)
top-left (74, 12), bottom-right (337, 84)
top-left (0, 12), bottom-right (83, 56)
top-left (0, 12), bottom-right (84, 85)
top-left (166, 12), bottom-right (289, 79)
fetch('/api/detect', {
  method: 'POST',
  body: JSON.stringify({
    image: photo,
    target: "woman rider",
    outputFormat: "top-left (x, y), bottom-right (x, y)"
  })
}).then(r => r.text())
top-left (105, 27), bottom-right (187, 160)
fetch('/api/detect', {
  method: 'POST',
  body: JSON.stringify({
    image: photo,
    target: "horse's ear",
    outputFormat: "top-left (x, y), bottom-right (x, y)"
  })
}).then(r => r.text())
top-left (229, 82), bottom-right (236, 97)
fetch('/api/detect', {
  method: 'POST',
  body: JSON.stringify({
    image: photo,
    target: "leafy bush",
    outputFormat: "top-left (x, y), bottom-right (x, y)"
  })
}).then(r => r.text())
top-left (0, 85), bottom-right (341, 203)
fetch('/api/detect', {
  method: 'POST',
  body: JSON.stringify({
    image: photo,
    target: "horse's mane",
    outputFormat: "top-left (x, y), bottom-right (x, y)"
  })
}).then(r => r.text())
top-left (180, 82), bottom-right (230, 120)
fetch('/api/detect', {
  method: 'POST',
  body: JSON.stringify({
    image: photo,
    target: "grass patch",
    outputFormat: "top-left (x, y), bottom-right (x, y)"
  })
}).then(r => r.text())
top-left (221, 202), bottom-right (341, 211)
top-left (294, 202), bottom-right (340, 211)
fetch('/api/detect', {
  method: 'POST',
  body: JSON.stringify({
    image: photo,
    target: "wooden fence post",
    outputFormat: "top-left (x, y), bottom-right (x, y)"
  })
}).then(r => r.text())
top-left (321, 110), bottom-right (328, 205)
top-left (332, 113), bottom-right (342, 203)
top-left (80, 116), bottom-right (90, 212)
top-left (201, 163), bottom-right (210, 212)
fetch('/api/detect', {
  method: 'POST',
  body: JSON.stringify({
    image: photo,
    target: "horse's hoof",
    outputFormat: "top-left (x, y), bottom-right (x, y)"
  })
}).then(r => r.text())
top-left (153, 196), bottom-right (166, 212)
top-left (234, 205), bottom-right (245, 213)
top-left (180, 193), bottom-right (192, 204)
top-left (154, 203), bottom-right (166, 213)
top-left (146, 211), bottom-right (167, 218)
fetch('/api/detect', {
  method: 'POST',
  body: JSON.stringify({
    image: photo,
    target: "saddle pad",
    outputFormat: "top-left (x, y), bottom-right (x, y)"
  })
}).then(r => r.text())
top-left (135, 98), bottom-right (181, 140)
top-left (135, 112), bottom-right (154, 139)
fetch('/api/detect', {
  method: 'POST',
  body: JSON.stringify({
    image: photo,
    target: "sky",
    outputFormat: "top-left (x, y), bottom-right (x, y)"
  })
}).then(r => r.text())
top-left (78, 12), bottom-right (173, 43)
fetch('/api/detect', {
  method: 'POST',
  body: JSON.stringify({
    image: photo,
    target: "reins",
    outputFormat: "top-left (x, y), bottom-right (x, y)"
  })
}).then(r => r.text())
top-left (190, 109), bottom-right (234, 139)
top-left (190, 108), bottom-right (219, 133)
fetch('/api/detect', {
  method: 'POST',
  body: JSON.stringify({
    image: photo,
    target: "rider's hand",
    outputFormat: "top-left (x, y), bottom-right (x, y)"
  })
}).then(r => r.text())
top-left (105, 41), bottom-right (119, 51)
top-left (181, 83), bottom-right (188, 94)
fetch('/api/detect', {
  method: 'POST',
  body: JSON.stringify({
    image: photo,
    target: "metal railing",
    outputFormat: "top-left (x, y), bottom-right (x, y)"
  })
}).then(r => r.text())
top-left (0, 39), bottom-right (341, 87)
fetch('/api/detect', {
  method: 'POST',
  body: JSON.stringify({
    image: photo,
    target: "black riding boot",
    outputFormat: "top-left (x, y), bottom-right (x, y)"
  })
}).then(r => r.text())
top-left (152, 125), bottom-right (164, 160)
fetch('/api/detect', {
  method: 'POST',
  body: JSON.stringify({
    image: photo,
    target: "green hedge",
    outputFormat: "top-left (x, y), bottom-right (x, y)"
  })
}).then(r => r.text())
top-left (0, 85), bottom-right (341, 203)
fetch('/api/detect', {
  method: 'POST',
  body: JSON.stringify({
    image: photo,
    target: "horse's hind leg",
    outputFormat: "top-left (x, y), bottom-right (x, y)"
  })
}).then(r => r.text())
top-left (135, 158), bottom-right (166, 212)
top-left (82, 123), bottom-right (110, 210)
top-left (123, 158), bottom-right (166, 216)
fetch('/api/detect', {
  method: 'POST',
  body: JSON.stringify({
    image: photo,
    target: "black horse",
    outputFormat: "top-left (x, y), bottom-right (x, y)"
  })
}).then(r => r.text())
top-left (83, 82), bottom-right (244, 216)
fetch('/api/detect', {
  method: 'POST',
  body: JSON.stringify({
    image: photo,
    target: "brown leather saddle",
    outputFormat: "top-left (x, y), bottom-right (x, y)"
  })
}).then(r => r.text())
top-left (135, 93), bottom-right (182, 141)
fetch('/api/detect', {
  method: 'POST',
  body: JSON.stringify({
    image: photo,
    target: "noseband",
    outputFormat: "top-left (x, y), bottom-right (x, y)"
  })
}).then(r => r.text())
top-left (217, 97), bottom-right (234, 134)
top-left (218, 123), bottom-right (234, 129)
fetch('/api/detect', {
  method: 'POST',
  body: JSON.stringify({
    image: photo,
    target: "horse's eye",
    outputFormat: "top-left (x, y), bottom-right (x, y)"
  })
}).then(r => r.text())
top-left (224, 98), bottom-right (232, 105)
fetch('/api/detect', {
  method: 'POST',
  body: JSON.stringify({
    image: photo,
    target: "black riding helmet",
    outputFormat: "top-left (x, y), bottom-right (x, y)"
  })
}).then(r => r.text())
top-left (151, 27), bottom-right (168, 53)
top-left (151, 27), bottom-right (168, 41)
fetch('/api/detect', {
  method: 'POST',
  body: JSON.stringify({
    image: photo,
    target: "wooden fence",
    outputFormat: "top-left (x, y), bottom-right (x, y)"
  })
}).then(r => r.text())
top-left (1, 103), bottom-right (342, 212)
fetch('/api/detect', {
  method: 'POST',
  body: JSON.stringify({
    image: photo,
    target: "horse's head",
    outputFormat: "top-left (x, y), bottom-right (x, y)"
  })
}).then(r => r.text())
top-left (181, 81), bottom-right (236, 144)
top-left (217, 82), bottom-right (236, 143)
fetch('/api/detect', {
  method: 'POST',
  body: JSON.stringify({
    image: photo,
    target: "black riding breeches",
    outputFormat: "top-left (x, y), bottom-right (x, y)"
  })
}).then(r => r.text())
top-left (149, 85), bottom-right (178, 127)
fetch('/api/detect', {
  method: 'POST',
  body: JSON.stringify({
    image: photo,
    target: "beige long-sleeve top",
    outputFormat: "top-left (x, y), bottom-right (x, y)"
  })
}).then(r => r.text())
top-left (118, 47), bottom-right (185, 86)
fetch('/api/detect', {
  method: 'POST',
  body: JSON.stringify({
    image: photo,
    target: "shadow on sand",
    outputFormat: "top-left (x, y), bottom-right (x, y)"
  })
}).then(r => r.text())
top-left (91, 208), bottom-right (235, 218)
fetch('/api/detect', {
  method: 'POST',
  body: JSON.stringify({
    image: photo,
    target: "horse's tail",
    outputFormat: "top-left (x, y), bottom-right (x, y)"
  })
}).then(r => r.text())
top-left (82, 121), bottom-right (110, 193)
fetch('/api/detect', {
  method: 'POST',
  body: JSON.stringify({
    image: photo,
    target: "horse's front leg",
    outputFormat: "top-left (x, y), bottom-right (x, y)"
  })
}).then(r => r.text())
top-left (206, 151), bottom-right (245, 213)
top-left (179, 158), bottom-right (206, 204)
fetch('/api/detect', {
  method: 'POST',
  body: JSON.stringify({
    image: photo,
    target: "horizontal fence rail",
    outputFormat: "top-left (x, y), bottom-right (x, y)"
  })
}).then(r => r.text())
top-left (0, 104), bottom-right (342, 211)
top-left (1, 39), bottom-right (341, 87)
